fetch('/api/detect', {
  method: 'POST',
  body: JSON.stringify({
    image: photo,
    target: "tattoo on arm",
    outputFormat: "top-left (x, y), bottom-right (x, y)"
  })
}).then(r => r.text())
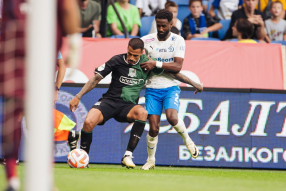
top-left (76, 74), bottom-right (102, 99)
top-left (164, 71), bottom-right (203, 92)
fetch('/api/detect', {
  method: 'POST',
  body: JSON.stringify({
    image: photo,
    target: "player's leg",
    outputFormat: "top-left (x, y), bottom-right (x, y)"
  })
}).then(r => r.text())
top-left (120, 105), bottom-right (148, 168)
top-left (164, 86), bottom-right (199, 158)
top-left (141, 88), bottom-right (163, 170)
top-left (79, 108), bottom-right (104, 154)
top-left (1, 98), bottom-right (23, 191)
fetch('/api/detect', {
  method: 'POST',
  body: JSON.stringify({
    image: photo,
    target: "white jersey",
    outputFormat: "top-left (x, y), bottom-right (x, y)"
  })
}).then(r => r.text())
top-left (141, 32), bottom-right (186, 89)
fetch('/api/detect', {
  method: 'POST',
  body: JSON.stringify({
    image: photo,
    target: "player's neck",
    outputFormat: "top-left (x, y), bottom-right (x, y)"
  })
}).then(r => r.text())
top-left (157, 32), bottom-right (171, 41)
top-left (244, 6), bottom-right (255, 17)
top-left (271, 16), bottom-right (281, 23)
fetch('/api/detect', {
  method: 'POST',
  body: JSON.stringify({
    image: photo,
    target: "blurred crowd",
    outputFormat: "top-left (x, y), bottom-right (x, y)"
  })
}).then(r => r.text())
top-left (0, 0), bottom-right (285, 42)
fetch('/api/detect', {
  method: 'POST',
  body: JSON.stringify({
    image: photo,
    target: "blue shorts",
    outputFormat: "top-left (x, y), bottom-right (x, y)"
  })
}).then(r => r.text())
top-left (145, 86), bottom-right (181, 116)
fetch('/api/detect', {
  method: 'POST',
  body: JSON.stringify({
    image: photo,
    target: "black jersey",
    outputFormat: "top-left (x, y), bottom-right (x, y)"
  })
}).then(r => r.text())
top-left (95, 54), bottom-right (162, 104)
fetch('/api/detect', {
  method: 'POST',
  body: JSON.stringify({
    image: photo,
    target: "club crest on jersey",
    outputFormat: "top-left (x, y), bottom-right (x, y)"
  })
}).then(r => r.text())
top-left (128, 68), bottom-right (137, 77)
top-left (97, 63), bottom-right (105, 71)
top-left (168, 45), bottom-right (174, 52)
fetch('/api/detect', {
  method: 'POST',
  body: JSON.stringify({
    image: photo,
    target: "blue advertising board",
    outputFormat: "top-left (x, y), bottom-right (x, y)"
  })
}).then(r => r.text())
top-left (1, 86), bottom-right (286, 169)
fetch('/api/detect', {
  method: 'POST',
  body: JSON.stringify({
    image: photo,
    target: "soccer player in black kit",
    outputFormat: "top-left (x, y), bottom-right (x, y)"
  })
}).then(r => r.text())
top-left (69, 38), bottom-right (203, 168)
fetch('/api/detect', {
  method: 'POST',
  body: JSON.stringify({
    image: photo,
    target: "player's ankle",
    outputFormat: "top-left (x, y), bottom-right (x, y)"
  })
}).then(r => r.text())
top-left (124, 151), bottom-right (133, 156)
top-left (7, 176), bottom-right (20, 190)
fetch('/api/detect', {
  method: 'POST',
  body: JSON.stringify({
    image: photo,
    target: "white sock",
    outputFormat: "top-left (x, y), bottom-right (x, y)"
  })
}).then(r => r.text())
top-left (8, 176), bottom-right (20, 190)
top-left (124, 151), bottom-right (133, 156)
top-left (173, 118), bottom-right (192, 144)
top-left (146, 134), bottom-right (158, 162)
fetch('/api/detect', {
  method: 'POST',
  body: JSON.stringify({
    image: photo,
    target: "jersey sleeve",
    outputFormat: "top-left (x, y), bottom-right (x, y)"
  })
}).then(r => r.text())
top-left (94, 56), bottom-right (116, 78)
top-left (174, 36), bottom-right (186, 58)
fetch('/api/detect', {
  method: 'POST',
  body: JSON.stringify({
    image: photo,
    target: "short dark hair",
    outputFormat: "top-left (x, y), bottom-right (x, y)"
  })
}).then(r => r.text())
top-left (236, 18), bottom-right (254, 39)
top-left (189, 0), bottom-right (203, 6)
top-left (155, 9), bottom-right (173, 22)
top-left (171, 26), bottom-right (180, 34)
top-left (128, 38), bottom-right (144, 50)
top-left (165, 1), bottom-right (178, 9)
top-left (271, 1), bottom-right (283, 8)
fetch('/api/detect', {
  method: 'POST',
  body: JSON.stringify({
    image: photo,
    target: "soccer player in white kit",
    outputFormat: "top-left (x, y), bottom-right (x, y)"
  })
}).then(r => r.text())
top-left (140, 9), bottom-right (200, 170)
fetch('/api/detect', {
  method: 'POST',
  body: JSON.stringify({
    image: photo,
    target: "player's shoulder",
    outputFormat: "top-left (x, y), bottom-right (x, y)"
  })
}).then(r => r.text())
top-left (139, 54), bottom-right (149, 63)
top-left (170, 33), bottom-right (184, 43)
top-left (108, 54), bottom-right (125, 64)
top-left (141, 33), bottom-right (157, 43)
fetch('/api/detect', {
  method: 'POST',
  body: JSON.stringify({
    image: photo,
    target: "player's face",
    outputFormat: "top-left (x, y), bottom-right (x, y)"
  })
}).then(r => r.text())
top-left (243, 0), bottom-right (258, 12)
top-left (126, 46), bottom-right (143, 65)
top-left (156, 18), bottom-right (172, 39)
top-left (189, 1), bottom-right (203, 18)
top-left (271, 3), bottom-right (283, 17)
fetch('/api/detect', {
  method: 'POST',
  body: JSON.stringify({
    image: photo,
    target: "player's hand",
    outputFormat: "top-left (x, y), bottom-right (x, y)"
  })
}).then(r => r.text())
top-left (140, 57), bottom-right (156, 72)
top-left (194, 82), bottom-right (203, 95)
top-left (70, 96), bottom-right (80, 112)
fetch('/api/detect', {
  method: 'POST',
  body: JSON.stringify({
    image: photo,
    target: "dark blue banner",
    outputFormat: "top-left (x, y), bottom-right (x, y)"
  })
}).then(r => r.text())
top-left (1, 86), bottom-right (286, 169)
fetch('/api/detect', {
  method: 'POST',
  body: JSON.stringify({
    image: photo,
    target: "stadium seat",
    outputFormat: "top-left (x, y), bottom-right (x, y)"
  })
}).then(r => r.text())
top-left (177, 5), bottom-right (190, 24)
top-left (271, 41), bottom-right (286, 46)
top-left (139, 16), bottom-right (155, 37)
top-left (109, 35), bottom-right (140, 39)
top-left (217, 20), bottom-right (231, 40)
top-left (173, 0), bottom-right (189, 5)
top-left (129, 0), bottom-right (137, 6)
top-left (191, 37), bottom-right (220, 41)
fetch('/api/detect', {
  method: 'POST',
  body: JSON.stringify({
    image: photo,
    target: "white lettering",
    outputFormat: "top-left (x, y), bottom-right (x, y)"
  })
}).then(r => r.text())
top-left (257, 148), bottom-right (272, 163)
top-left (199, 100), bottom-right (230, 135)
top-left (229, 147), bottom-right (243, 162)
top-left (244, 147), bottom-right (258, 162)
top-left (273, 148), bottom-right (283, 163)
top-left (283, 150), bottom-right (286, 162)
top-left (204, 146), bottom-right (215, 161)
top-left (215, 147), bottom-right (229, 162)
top-left (179, 145), bottom-right (191, 160)
top-left (276, 102), bottom-right (286, 137)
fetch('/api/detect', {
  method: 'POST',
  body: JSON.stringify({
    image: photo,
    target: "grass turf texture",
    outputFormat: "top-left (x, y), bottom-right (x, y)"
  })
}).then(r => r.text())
top-left (1, 163), bottom-right (286, 191)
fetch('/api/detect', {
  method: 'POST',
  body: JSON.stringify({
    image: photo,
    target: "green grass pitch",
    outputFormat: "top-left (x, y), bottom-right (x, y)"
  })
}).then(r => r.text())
top-left (1, 163), bottom-right (285, 191)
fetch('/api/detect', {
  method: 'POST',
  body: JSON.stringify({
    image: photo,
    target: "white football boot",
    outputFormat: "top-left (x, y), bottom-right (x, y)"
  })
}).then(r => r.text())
top-left (140, 159), bottom-right (155, 170)
top-left (121, 155), bottom-right (135, 169)
top-left (185, 140), bottom-right (199, 158)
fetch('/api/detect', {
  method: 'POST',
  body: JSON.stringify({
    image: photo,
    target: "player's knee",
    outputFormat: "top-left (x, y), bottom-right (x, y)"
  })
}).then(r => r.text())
top-left (136, 108), bottom-right (148, 120)
top-left (167, 114), bottom-right (178, 126)
top-left (149, 122), bottom-right (159, 136)
top-left (83, 118), bottom-right (95, 132)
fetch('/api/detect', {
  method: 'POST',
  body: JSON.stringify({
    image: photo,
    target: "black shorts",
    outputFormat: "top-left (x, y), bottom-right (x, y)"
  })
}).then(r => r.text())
top-left (92, 98), bottom-right (136, 125)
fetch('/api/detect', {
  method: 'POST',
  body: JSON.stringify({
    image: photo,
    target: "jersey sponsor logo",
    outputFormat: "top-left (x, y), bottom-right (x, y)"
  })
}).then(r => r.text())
top-left (144, 38), bottom-right (155, 42)
top-left (168, 45), bottom-right (174, 52)
top-left (97, 63), bottom-right (105, 71)
top-left (180, 46), bottom-right (185, 51)
top-left (155, 57), bottom-right (174, 62)
top-left (156, 48), bottom-right (167, 52)
top-left (172, 36), bottom-right (177, 41)
top-left (128, 68), bottom-right (137, 77)
top-left (119, 76), bottom-right (145, 85)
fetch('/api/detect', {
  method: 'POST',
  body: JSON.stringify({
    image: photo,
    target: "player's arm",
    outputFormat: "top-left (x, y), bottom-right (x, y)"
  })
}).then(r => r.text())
top-left (140, 57), bottom-right (183, 73)
top-left (70, 74), bottom-right (102, 112)
top-left (164, 71), bottom-right (203, 94)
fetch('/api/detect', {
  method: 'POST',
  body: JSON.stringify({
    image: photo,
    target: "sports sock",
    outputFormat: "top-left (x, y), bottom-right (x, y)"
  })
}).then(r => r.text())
top-left (126, 120), bottom-right (146, 152)
top-left (5, 158), bottom-right (17, 180)
top-left (80, 130), bottom-right (92, 154)
top-left (173, 118), bottom-right (192, 144)
top-left (146, 133), bottom-right (158, 162)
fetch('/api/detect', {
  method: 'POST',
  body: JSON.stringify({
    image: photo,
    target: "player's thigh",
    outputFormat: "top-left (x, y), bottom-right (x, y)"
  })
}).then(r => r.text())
top-left (163, 86), bottom-right (180, 113)
top-left (145, 88), bottom-right (164, 116)
top-left (126, 105), bottom-right (148, 122)
top-left (83, 108), bottom-right (104, 131)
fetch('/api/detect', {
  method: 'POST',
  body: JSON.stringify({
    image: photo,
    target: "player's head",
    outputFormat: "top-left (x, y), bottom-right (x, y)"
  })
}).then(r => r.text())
top-left (155, 9), bottom-right (173, 39)
top-left (189, 0), bottom-right (203, 18)
top-left (270, 1), bottom-right (283, 18)
top-left (127, 38), bottom-right (144, 65)
top-left (165, 1), bottom-right (178, 20)
top-left (243, 0), bottom-right (258, 13)
top-left (232, 18), bottom-right (254, 39)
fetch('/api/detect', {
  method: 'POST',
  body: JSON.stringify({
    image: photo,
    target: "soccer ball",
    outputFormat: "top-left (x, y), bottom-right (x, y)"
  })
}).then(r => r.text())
top-left (67, 149), bottom-right (89, 168)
